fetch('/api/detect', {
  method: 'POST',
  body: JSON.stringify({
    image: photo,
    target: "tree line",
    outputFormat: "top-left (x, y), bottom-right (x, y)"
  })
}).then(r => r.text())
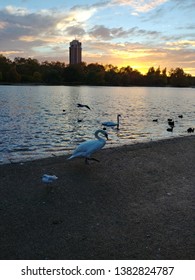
top-left (0, 54), bottom-right (194, 87)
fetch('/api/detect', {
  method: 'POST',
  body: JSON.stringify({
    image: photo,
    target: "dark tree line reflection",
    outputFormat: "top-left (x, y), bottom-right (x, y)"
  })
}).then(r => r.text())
top-left (0, 54), bottom-right (194, 87)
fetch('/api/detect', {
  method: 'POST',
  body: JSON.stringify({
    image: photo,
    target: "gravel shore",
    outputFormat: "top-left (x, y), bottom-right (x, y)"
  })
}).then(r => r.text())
top-left (0, 136), bottom-right (194, 260)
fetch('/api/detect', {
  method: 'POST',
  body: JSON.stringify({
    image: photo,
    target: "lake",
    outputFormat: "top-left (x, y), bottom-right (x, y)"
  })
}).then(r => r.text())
top-left (0, 85), bottom-right (194, 164)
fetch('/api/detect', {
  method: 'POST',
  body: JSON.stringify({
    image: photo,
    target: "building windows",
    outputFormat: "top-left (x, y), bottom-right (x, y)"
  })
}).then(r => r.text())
top-left (69, 40), bottom-right (82, 65)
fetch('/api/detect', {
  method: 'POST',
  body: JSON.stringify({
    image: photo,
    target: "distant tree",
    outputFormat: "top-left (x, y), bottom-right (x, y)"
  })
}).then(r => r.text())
top-left (33, 71), bottom-right (42, 83)
top-left (161, 67), bottom-right (168, 85)
top-left (43, 69), bottom-right (62, 84)
top-left (0, 54), bottom-right (194, 87)
top-left (14, 57), bottom-right (40, 82)
top-left (169, 68), bottom-right (192, 87)
top-left (146, 67), bottom-right (156, 86)
top-left (146, 66), bottom-right (167, 86)
top-left (86, 63), bottom-right (105, 85)
top-left (63, 64), bottom-right (83, 84)
top-left (0, 54), bottom-right (12, 82)
top-left (7, 65), bottom-right (21, 83)
top-left (105, 64), bottom-right (120, 85)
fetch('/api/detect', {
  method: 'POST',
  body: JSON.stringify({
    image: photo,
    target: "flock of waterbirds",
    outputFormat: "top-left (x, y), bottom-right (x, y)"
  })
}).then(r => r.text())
top-left (152, 114), bottom-right (194, 133)
top-left (66, 103), bottom-right (194, 164)
top-left (42, 103), bottom-right (194, 183)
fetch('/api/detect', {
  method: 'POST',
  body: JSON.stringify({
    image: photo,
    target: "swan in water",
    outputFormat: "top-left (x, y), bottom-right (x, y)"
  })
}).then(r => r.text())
top-left (102, 114), bottom-right (121, 130)
top-left (67, 129), bottom-right (108, 164)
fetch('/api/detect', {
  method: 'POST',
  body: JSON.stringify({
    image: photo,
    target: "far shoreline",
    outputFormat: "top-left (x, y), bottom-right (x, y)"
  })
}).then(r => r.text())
top-left (0, 82), bottom-right (195, 88)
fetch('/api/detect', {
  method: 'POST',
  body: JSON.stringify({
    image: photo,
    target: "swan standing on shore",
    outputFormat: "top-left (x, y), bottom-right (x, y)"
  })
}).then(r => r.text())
top-left (67, 129), bottom-right (108, 164)
top-left (102, 114), bottom-right (121, 130)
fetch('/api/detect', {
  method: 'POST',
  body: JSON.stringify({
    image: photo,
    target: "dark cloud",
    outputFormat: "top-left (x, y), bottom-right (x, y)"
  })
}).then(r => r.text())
top-left (89, 24), bottom-right (161, 41)
top-left (89, 25), bottom-right (138, 40)
top-left (0, 8), bottom-right (59, 40)
top-left (70, 1), bottom-right (110, 11)
top-left (65, 26), bottom-right (86, 36)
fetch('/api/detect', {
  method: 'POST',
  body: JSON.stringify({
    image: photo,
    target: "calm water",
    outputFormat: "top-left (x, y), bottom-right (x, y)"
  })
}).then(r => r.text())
top-left (0, 85), bottom-right (194, 164)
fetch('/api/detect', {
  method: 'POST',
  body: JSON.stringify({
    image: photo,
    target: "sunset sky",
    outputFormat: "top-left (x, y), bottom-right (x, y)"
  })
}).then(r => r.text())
top-left (0, 0), bottom-right (195, 75)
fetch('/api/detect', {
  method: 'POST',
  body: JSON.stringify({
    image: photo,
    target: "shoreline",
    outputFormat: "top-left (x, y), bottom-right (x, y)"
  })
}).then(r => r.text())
top-left (1, 83), bottom-right (195, 88)
top-left (0, 135), bottom-right (194, 259)
top-left (1, 134), bottom-right (194, 166)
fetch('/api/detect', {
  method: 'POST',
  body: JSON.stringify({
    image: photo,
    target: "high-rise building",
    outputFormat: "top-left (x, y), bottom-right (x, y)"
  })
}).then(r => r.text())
top-left (69, 40), bottom-right (82, 65)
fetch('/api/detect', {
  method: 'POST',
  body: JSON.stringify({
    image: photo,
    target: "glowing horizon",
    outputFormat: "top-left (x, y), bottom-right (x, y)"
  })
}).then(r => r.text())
top-left (0, 0), bottom-right (195, 76)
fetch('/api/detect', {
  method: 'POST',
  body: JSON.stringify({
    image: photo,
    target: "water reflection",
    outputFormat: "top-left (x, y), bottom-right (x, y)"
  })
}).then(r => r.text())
top-left (0, 85), bottom-right (194, 164)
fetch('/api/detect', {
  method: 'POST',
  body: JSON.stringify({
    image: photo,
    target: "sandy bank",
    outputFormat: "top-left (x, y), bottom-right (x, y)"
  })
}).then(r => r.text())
top-left (0, 136), bottom-right (194, 259)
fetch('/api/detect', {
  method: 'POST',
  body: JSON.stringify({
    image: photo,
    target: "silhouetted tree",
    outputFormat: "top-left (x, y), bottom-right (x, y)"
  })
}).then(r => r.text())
top-left (33, 71), bottom-right (42, 83)
top-left (0, 54), bottom-right (12, 82)
top-left (86, 63), bottom-right (105, 85)
top-left (105, 64), bottom-right (120, 85)
top-left (0, 54), bottom-right (194, 87)
top-left (169, 67), bottom-right (192, 87)
top-left (7, 65), bottom-right (21, 83)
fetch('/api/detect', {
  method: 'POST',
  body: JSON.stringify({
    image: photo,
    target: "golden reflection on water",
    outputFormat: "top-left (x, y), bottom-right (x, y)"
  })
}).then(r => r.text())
top-left (0, 85), bottom-right (194, 163)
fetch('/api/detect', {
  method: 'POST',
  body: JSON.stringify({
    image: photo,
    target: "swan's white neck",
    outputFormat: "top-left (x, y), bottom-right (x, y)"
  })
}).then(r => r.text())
top-left (95, 130), bottom-right (106, 140)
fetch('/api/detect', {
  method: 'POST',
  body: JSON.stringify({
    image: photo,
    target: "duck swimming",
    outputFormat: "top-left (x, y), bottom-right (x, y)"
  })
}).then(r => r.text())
top-left (187, 127), bottom-right (194, 133)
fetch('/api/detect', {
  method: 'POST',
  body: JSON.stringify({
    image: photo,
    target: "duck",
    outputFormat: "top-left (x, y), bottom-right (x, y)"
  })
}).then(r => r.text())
top-left (187, 127), bottom-right (194, 133)
top-left (67, 129), bottom-right (108, 164)
top-left (153, 119), bottom-right (158, 122)
top-left (178, 115), bottom-right (183, 118)
top-left (42, 174), bottom-right (58, 183)
top-left (102, 114), bottom-right (121, 130)
top-left (77, 103), bottom-right (91, 110)
top-left (168, 120), bottom-right (175, 127)
top-left (167, 127), bottom-right (173, 132)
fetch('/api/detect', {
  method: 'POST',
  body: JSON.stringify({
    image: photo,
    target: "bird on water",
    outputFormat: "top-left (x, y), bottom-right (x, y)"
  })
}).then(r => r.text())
top-left (187, 127), bottom-right (194, 133)
top-left (102, 114), bottom-right (121, 130)
top-left (77, 103), bottom-right (91, 110)
top-left (67, 129), bottom-right (108, 164)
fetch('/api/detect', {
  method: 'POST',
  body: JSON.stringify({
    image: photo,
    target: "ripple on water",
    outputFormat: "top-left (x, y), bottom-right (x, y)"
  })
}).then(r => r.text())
top-left (0, 85), bottom-right (194, 164)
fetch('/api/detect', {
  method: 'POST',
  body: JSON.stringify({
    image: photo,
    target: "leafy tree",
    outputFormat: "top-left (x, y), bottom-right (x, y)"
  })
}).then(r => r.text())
top-left (0, 54), bottom-right (194, 87)
top-left (86, 63), bottom-right (105, 85)
top-left (7, 65), bottom-right (21, 83)
top-left (0, 54), bottom-right (12, 82)
top-left (33, 71), bottom-right (42, 83)
top-left (169, 67), bottom-right (192, 87)
top-left (105, 64), bottom-right (120, 85)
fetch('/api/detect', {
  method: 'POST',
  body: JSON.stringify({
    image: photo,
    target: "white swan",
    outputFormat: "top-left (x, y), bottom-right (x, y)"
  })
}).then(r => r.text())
top-left (102, 114), bottom-right (121, 130)
top-left (67, 129), bottom-right (108, 164)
